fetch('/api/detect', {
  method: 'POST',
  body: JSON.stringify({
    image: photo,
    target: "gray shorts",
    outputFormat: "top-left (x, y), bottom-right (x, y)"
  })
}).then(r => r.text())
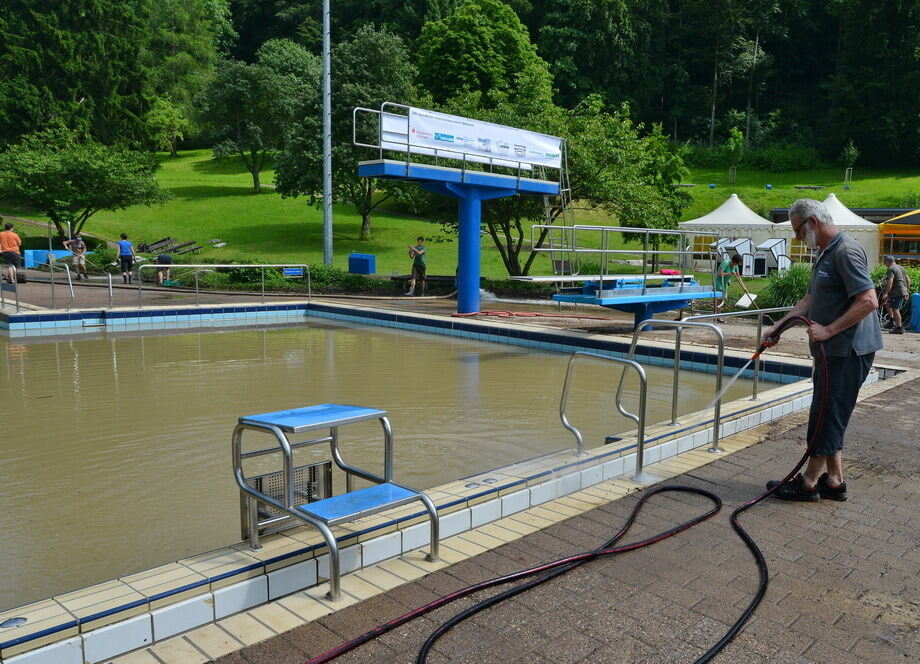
top-left (806, 351), bottom-right (873, 457)
top-left (888, 295), bottom-right (905, 309)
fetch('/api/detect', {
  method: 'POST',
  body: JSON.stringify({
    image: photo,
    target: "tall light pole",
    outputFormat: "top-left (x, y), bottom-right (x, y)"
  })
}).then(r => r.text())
top-left (322, 0), bottom-right (333, 265)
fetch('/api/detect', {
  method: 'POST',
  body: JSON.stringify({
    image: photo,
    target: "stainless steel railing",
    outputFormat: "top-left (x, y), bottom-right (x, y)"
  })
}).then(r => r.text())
top-left (0, 266), bottom-right (20, 312)
top-left (47, 260), bottom-right (75, 310)
top-left (558, 351), bottom-right (654, 482)
top-left (620, 320), bottom-right (727, 452)
top-left (136, 263), bottom-right (311, 307)
top-left (681, 307), bottom-right (793, 401)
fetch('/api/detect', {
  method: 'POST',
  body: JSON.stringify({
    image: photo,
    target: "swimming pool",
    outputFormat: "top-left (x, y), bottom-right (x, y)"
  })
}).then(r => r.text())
top-left (0, 318), bottom-right (756, 610)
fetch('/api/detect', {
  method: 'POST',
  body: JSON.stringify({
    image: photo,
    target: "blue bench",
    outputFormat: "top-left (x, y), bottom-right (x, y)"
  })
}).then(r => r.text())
top-left (232, 404), bottom-right (440, 600)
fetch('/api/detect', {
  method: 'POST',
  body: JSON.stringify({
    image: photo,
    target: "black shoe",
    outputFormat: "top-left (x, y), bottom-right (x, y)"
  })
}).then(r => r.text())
top-left (767, 474), bottom-right (820, 501)
top-left (892, 327), bottom-right (904, 334)
top-left (817, 473), bottom-right (848, 501)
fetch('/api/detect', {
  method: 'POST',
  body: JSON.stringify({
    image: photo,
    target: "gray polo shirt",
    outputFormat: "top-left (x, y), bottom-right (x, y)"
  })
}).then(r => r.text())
top-left (807, 232), bottom-right (883, 357)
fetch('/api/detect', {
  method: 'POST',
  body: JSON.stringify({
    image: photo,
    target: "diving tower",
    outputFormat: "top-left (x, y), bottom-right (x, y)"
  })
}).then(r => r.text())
top-left (353, 103), bottom-right (567, 313)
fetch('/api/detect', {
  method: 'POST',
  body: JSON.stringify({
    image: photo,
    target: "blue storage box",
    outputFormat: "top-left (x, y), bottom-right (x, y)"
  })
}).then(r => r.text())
top-left (348, 253), bottom-right (375, 274)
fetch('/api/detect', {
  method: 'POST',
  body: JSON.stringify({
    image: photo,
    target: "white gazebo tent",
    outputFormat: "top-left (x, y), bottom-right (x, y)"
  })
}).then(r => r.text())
top-left (679, 194), bottom-right (774, 265)
top-left (775, 193), bottom-right (880, 265)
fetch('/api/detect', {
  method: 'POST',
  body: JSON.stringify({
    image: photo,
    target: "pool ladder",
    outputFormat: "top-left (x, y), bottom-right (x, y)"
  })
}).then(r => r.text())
top-left (232, 403), bottom-right (439, 600)
top-left (560, 320), bottom-right (748, 481)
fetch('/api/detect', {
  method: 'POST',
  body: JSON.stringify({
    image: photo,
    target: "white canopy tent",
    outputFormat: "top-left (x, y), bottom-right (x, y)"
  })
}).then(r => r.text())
top-left (679, 194), bottom-right (775, 266)
top-left (775, 193), bottom-right (880, 265)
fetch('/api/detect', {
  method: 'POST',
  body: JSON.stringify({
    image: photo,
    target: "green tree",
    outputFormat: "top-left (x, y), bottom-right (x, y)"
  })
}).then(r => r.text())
top-left (274, 25), bottom-right (416, 240)
top-left (198, 39), bottom-right (318, 193)
top-left (0, 129), bottom-right (169, 239)
top-left (144, 97), bottom-right (190, 156)
top-left (0, 0), bottom-right (151, 145)
top-left (417, 0), bottom-right (554, 109)
top-left (140, 0), bottom-right (235, 149)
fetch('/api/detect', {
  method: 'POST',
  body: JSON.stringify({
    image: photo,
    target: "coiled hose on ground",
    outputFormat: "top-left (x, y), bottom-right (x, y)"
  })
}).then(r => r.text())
top-left (304, 315), bottom-right (826, 664)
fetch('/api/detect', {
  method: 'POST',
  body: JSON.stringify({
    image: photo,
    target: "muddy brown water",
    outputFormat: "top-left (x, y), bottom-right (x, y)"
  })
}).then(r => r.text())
top-left (0, 320), bottom-right (754, 609)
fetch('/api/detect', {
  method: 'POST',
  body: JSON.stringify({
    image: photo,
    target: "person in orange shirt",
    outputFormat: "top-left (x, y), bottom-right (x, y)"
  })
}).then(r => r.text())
top-left (0, 221), bottom-right (22, 284)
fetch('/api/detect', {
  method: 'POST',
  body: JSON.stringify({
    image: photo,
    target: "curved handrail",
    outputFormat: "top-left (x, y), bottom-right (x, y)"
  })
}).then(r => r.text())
top-left (619, 320), bottom-right (726, 452)
top-left (682, 307), bottom-right (793, 401)
top-left (559, 351), bottom-right (651, 481)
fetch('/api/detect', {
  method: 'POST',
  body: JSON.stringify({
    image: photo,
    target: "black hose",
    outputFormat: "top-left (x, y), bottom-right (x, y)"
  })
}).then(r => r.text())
top-left (304, 315), bottom-right (825, 664)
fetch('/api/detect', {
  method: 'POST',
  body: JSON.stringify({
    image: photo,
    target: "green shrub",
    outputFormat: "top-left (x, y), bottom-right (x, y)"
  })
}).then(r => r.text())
top-left (759, 263), bottom-right (812, 307)
top-left (86, 246), bottom-right (117, 273)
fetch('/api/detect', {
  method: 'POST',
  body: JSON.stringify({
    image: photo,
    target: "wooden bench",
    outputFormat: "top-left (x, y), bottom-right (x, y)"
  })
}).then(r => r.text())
top-left (138, 237), bottom-right (174, 253)
top-left (794, 185), bottom-right (824, 190)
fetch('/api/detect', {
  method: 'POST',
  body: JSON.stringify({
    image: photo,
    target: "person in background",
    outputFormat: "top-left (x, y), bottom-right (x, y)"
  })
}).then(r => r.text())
top-left (763, 198), bottom-right (882, 502)
top-left (64, 234), bottom-right (88, 280)
top-left (714, 253), bottom-right (744, 321)
top-left (117, 233), bottom-right (135, 284)
top-left (155, 253), bottom-right (173, 286)
top-left (880, 255), bottom-right (910, 334)
top-left (0, 221), bottom-right (22, 284)
top-left (405, 236), bottom-right (427, 296)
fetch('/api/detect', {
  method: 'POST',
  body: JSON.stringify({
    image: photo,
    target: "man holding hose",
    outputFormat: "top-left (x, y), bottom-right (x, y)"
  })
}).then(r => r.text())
top-left (763, 199), bottom-right (882, 501)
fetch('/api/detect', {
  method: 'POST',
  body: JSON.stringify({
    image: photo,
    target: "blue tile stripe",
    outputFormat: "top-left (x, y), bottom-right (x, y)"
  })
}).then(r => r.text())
top-left (0, 618), bottom-right (80, 649)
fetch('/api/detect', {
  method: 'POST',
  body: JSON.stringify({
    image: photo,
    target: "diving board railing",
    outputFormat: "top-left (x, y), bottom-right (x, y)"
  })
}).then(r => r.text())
top-left (526, 223), bottom-right (720, 298)
top-left (232, 404), bottom-right (439, 600)
top-left (559, 352), bottom-right (655, 482)
top-left (352, 102), bottom-right (569, 194)
top-left (136, 263), bottom-right (311, 307)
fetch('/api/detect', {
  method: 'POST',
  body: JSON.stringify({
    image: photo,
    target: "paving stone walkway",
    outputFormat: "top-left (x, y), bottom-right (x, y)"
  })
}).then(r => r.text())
top-left (212, 376), bottom-right (920, 664)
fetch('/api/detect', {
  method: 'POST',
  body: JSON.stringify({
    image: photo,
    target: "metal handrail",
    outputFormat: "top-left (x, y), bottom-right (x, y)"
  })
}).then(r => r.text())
top-left (682, 307), bottom-right (793, 401)
top-left (0, 266), bottom-right (20, 312)
top-left (529, 223), bottom-right (719, 296)
top-left (620, 320), bottom-right (727, 452)
top-left (136, 263), bottom-right (311, 308)
top-left (559, 351), bottom-right (654, 482)
top-left (47, 260), bottom-right (75, 310)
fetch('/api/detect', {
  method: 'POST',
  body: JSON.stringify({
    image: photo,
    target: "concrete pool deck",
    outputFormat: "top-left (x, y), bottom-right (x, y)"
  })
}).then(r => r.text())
top-left (112, 369), bottom-right (917, 664)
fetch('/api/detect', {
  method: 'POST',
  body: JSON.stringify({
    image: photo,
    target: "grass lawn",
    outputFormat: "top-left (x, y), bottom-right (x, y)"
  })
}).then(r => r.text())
top-left (681, 166), bottom-right (920, 220)
top-left (3, 149), bottom-right (918, 281)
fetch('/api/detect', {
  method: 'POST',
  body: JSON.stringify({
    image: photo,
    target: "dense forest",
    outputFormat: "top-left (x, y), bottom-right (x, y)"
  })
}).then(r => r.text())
top-left (2, 0), bottom-right (918, 166)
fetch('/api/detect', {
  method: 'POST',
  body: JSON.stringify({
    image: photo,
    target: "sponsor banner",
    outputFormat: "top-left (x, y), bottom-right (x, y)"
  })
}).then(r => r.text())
top-left (406, 107), bottom-right (562, 169)
top-left (379, 111), bottom-right (532, 170)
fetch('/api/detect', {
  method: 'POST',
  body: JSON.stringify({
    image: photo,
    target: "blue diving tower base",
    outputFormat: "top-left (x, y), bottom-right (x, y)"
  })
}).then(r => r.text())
top-left (358, 160), bottom-right (560, 314)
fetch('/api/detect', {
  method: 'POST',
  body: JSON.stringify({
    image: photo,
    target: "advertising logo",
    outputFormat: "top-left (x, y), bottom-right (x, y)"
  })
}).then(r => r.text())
top-left (434, 132), bottom-right (454, 143)
top-left (513, 144), bottom-right (527, 157)
top-left (477, 138), bottom-right (492, 152)
top-left (496, 141), bottom-right (510, 153)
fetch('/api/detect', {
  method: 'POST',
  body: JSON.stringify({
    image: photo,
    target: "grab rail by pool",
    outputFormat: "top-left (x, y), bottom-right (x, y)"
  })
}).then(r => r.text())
top-left (47, 259), bottom-right (75, 310)
top-left (621, 320), bottom-right (727, 452)
top-left (0, 266), bottom-right (20, 312)
top-left (682, 307), bottom-right (793, 401)
top-left (136, 263), bottom-right (312, 307)
top-left (559, 351), bottom-right (654, 482)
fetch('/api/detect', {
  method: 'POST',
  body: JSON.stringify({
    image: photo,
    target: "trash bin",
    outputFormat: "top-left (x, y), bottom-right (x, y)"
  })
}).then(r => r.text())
top-left (910, 293), bottom-right (920, 332)
top-left (348, 253), bottom-right (375, 275)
